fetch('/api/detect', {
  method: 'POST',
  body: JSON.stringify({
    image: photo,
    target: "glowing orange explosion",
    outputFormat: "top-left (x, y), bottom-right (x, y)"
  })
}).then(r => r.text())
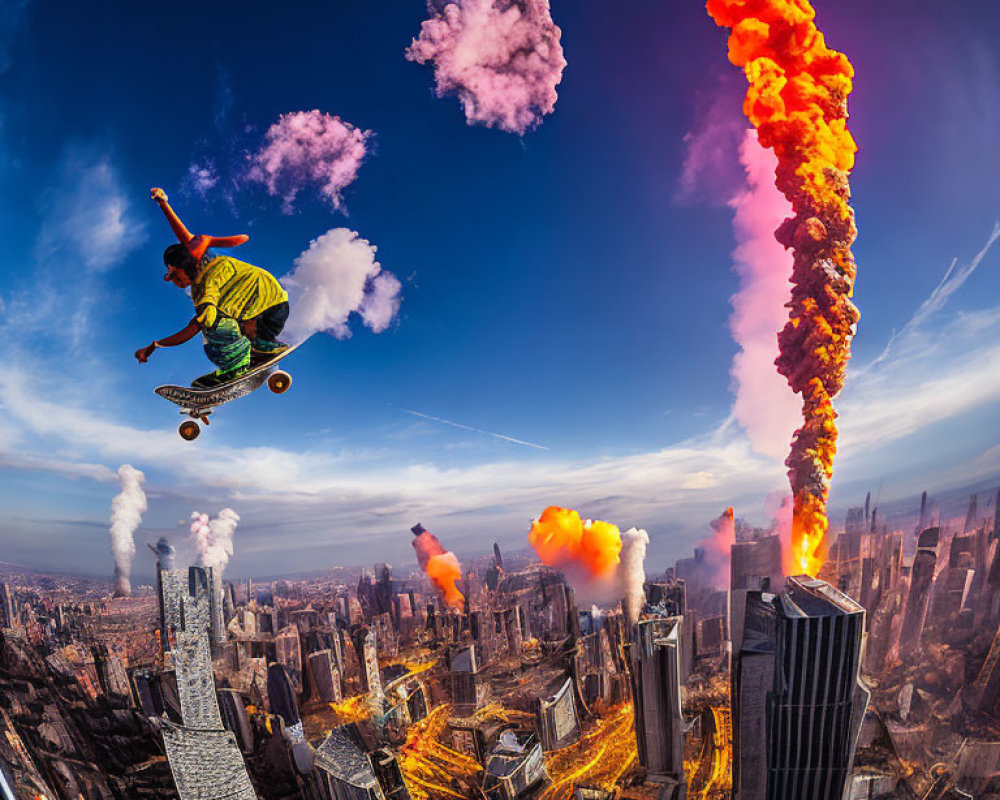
top-left (707, 0), bottom-right (859, 576)
top-left (528, 506), bottom-right (622, 580)
top-left (412, 526), bottom-right (466, 610)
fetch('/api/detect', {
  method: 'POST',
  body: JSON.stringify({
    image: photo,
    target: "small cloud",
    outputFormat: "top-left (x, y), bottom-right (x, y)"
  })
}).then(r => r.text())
top-left (406, 0), bottom-right (567, 135)
top-left (247, 110), bottom-right (371, 213)
top-left (34, 145), bottom-right (147, 272)
top-left (281, 227), bottom-right (402, 342)
top-left (183, 160), bottom-right (220, 199)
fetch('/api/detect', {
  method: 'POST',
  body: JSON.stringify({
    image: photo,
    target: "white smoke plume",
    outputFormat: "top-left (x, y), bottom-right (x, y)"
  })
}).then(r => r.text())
top-left (618, 527), bottom-right (650, 625)
top-left (190, 509), bottom-right (240, 575)
top-left (109, 465), bottom-right (147, 598)
top-left (280, 228), bottom-right (402, 344)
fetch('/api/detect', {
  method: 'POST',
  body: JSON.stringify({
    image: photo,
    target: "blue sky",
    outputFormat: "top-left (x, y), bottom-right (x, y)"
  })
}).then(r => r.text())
top-left (1, 0), bottom-right (999, 581)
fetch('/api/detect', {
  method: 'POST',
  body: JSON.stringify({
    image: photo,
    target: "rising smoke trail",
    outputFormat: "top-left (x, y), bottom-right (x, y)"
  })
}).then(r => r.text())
top-left (619, 528), bottom-right (650, 625)
top-left (728, 131), bottom-right (799, 461)
top-left (707, 0), bottom-right (860, 576)
top-left (109, 465), bottom-right (147, 598)
top-left (411, 523), bottom-right (465, 610)
top-left (190, 509), bottom-right (240, 575)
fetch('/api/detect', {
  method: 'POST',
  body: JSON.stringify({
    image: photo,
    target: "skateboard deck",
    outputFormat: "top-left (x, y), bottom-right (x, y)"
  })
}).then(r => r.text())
top-left (155, 342), bottom-right (302, 438)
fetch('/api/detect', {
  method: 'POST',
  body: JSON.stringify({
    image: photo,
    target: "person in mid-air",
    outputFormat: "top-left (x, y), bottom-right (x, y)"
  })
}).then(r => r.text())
top-left (135, 188), bottom-right (290, 388)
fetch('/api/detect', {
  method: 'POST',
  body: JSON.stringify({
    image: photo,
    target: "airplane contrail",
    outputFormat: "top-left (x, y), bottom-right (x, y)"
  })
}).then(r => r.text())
top-left (401, 409), bottom-right (549, 451)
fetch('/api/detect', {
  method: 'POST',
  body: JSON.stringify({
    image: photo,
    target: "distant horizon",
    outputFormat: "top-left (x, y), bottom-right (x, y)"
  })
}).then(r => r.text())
top-left (6, 471), bottom-right (997, 589)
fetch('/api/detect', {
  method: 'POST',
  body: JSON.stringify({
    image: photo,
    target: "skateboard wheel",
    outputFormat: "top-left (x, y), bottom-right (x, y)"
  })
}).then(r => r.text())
top-left (179, 420), bottom-right (201, 441)
top-left (268, 370), bottom-right (292, 394)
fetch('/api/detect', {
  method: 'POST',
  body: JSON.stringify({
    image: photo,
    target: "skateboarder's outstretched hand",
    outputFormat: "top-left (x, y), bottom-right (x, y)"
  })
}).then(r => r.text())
top-left (135, 343), bottom-right (156, 363)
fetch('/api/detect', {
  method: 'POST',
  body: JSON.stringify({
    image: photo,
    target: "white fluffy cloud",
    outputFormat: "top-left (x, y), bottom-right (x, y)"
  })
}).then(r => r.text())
top-left (281, 228), bottom-right (402, 343)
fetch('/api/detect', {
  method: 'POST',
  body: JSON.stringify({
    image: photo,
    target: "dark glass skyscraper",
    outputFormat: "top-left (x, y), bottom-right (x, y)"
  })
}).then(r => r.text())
top-left (733, 575), bottom-right (869, 800)
top-left (628, 613), bottom-right (686, 795)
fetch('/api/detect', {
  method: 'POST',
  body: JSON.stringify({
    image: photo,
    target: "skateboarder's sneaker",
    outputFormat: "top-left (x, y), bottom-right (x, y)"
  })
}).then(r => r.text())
top-left (251, 342), bottom-right (290, 365)
top-left (191, 364), bottom-right (252, 390)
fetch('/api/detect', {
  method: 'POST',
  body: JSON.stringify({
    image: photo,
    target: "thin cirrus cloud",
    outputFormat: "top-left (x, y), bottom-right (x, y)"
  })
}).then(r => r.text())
top-left (33, 146), bottom-right (147, 273)
top-left (838, 223), bottom-right (1000, 454)
top-left (401, 408), bottom-right (549, 450)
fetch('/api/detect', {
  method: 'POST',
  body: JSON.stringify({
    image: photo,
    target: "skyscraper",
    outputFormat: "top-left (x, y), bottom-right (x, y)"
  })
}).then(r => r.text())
top-left (628, 613), bottom-right (686, 795)
top-left (0, 582), bottom-right (15, 629)
top-left (159, 565), bottom-right (258, 800)
top-left (733, 575), bottom-right (869, 800)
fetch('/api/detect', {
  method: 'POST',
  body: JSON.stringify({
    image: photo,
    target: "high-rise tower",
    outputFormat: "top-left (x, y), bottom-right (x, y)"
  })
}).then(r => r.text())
top-left (628, 613), bottom-right (686, 796)
top-left (733, 576), bottom-right (869, 800)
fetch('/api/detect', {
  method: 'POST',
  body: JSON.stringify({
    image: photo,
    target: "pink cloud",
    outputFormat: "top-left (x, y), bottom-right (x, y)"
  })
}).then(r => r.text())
top-left (247, 110), bottom-right (371, 212)
top-left (728, 130), bottom-right (800, 461)
top-left (406, 0), bottom-right (566, 135)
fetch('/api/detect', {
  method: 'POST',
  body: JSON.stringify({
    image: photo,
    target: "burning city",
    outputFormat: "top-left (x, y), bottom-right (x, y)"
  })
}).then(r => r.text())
top-left (4, 487), bottom-right (1000, 800)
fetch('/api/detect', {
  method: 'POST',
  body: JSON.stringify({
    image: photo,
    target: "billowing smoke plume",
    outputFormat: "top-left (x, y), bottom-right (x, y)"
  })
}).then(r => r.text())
top-left (411, 523), bottom-right (465, 610)
top-left (689, 506), bottom-right (737, 590)
top-left (190, 509), bottom-right (240, 575)
top-left (728, 131), bottom-right (799, 461)
top-left (280, 228), bottom-right (402, 344)
top-left (619, 528), bottom-right (650, 625)
top-left (109, 465), bottom-right (147, 598)
top-left (529, 508), bottom-right (658, 620)
top-left (708, 0), bottom-right (860, 576)
top-left (406, 0), bottom-right (567, 135)
top-left (247, 110), bottom-right (371, 212)
top-left (529, 506), bottom-right (622, 583)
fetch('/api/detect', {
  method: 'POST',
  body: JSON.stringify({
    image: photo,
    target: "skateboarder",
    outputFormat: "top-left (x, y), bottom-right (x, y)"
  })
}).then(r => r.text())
top-left (134, 188), bottom-right (290, 388)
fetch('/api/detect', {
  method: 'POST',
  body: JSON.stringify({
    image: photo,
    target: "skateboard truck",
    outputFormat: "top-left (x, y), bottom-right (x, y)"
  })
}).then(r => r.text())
top-left (178, 411), bottom-right (212, 441)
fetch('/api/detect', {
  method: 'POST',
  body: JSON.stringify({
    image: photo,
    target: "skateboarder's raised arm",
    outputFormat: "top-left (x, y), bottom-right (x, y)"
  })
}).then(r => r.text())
top-left (134, 320), bottom-right (200, 364)
top-left (150, 187), bottom-right (249, 260)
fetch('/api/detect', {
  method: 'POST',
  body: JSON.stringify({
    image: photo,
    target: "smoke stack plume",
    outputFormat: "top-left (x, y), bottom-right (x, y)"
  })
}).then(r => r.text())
top-left (619, 528), bottom-right (650, 625)
top-left (707, 0), bottom-right (861, 576)
top-left (528, 506), bottom-right (622, 582)
top-left (109, 465), bottom-right (147, 598)
top-left (411, 523), bottom-right (465, 610)
top-left (190, 509), bottom-right (240, 575)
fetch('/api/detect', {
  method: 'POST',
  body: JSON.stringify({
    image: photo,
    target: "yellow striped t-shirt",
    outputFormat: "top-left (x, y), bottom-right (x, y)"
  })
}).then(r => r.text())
top-left (192, 256), bottom-right (288, 321)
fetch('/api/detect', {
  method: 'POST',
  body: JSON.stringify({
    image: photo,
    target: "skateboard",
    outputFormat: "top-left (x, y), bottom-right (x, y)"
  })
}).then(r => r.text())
top-left (155, 342), bottom-right (302, 440)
